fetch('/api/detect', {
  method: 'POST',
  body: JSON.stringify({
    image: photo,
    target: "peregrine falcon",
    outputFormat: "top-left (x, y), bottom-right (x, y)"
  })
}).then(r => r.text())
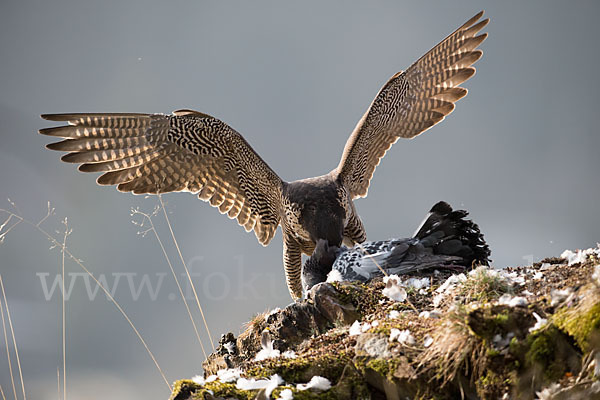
top-left (301, 201), bottom-right (491, 292)
top-left (39, 12), bottom-right (489, 300)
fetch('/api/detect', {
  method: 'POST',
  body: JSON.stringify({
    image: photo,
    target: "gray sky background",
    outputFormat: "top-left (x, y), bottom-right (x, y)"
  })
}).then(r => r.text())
top-left (1, 1), bottom-right (599, 399)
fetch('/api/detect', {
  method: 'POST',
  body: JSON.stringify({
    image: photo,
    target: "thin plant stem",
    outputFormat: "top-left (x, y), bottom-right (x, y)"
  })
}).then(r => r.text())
top-left (0, 289), bottom-right (17, 400)
top-left (0, 383), bottom-right (6, 400)
top-left (0, 208), bottom-right (172, 393)
top-left (60, 220), bottom-right (67, 400)
top-left (157, 194), bottom-right (215, 350)
top-left (132, 207), bottom-right (208, 359)
top-left (0, 276), bottom-right (26, 400)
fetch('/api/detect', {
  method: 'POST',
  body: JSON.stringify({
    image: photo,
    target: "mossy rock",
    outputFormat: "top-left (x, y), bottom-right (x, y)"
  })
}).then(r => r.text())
top-left (553, 291), bottom-right (600, 352)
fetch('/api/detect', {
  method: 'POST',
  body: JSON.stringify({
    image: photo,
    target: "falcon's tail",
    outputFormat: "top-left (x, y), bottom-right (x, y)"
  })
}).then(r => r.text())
top-left (412, 201), bottom-right (490, 267)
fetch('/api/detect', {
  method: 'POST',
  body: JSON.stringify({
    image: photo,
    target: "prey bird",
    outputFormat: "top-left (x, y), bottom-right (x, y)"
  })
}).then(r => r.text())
top-left (301, 201), bottom-right (491, 293)
top-left (39, 12), bottom-right (489, 300)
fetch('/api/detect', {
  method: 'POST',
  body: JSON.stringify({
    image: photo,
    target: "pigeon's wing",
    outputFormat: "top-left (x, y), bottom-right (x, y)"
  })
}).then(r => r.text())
top-left (40, 110), bottom-right (283, 245)
top-left (336, 11), bottom-right (488, 199)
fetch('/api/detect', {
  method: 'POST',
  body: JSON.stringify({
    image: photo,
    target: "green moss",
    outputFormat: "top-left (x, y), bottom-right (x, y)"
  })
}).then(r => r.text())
top-left (554, 301), bottom-right (600, 351)
top-left (476, 370), bottom-right (514, 400)
top-left (467, 305), bottom-right (521, 340)
top-left (170, 380), bottom-right (201, 400)
top-left (201, 381), bottom-right (255, 400)
top-left (508, 336), bottom-right (523, 355)
top-left (524, 326), bottom-right (567, 381)
top-left (270, 387), bottom-right (338, 400)
top-left (265, 364), bottom-right (370, 400)
top-left (247, 352), bottom-right (350, 384)
top-left (169, 379), bottom-right (256, 400)
top-left (478, 370), bottom-right (500, 388)
top-left (526, 332), bottom-right (552, 364)
top-left (365, 358), bottom-right (397, 379)
top-left (493, 311), bottom-right (510, 325)
top-left (486, 347), bottom-right (500, 358)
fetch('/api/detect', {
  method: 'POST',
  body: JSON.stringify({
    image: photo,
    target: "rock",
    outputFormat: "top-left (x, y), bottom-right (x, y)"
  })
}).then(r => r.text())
top-left (310, 282), bottom-right (360, 326)
top-left (174, 247), bottom-right (600, 400)
top-left (355, 334), bottom-right (392, 358)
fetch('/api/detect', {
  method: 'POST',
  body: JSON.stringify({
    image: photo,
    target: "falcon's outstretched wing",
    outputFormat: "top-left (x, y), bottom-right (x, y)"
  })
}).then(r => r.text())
top-left (336, 11), bottom-right (489, 199)
top-left (40, 110), bottom-right (282, 245)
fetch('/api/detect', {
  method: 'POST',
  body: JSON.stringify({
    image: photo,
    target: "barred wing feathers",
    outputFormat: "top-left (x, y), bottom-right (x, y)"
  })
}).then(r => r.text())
top-left (40, 110), bottom-right (283, 245)
top-left (336, 11), bottom-right (489, 199)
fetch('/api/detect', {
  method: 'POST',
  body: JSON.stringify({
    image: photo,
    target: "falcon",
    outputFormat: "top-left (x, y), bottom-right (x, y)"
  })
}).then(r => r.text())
top-left (39, 12), bottom-right (489, 300)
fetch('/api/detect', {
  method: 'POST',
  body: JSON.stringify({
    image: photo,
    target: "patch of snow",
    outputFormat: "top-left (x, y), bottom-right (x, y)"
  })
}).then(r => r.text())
top-left (501, 270), bottom-right (525, 285)
top-left (236, 375), bottom-right (283, 397)
top-left (349, 320), bottom-right (362, 336)
top-left (433, 273), bottom-right (467, 307)
top-left (277, 388), bottom-right (294, 400)
top-left (419, 310), bottom-right (441, 319)
top-left (296, 376), bottom-right (332, 391)
top-left (361, 322), bottom-right (372, 333)
top-left (191, 375), bottom-right (205, 385)
top-left (217, 368), bottom-right (242, 383)
top-left (282, 350), bottom-right (297, 359)
top-left (388, 310), bottom-right (400, 319)
top-left (550, 288), bottom-right (571, 307)
top-left (435, 273), bottom-right (467, 293)
top-left (326, 269), bottom-right (343, 283)
top-left (372, 320), bottom-right (379, 327)
top-left (510, 297), bottom-right (528, 307)
top-left (532, 271), bottom-right (543, 280)
top-left (561, 247), bottom-right (599, 266)
top-left (405, 277), bottom-right (430, 290)
top-left (540, 263), bottom-right (553, 271)
top-left (423, 334), bottom-right (434, 348)
top-left (390, 328), bottom-right (415, 345)
top-left (382, 275), bottom-right (407, 302)
top-left (205, 374), bottom-right (217, 383)
top-left (529, 312), bottom-right (548, 333)
top-left (471, 266), bottom-right (498, 278)
top-left (498, 294), bottom-right (527, 307)
top-left (521, 289), bottom-right (534, 296)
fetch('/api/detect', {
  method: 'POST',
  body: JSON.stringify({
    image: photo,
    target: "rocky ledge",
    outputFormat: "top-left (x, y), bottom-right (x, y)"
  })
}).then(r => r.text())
top-left (170, 247), bottom-right (600, 400)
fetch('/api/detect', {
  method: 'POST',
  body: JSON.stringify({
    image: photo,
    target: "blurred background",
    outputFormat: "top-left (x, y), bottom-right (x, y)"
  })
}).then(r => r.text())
top-left (1, 0), bottom-right (599, 398)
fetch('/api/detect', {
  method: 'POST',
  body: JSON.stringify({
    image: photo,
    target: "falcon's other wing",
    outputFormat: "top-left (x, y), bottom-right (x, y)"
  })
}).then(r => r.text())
top-left (336, 11), bottom-right (488, 199)
top-left (40, 110), bottom-right (283, 245)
